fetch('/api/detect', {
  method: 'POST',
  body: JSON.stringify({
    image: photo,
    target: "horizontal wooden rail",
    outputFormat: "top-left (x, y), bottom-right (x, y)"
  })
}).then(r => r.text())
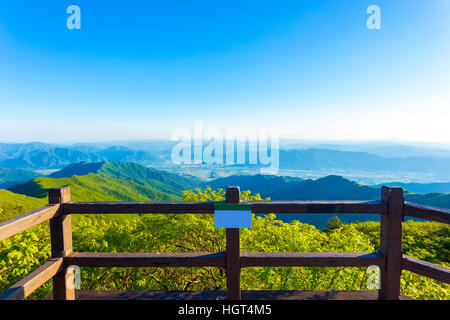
top-left (250, 200), bottom-right (386, 214)
top-left (62, 200), bottom-right (386, 215)
top-left (0, 204), bottom-right (60, 241)
top-left (63, 202), bottom-right (215, 214)
top-left (0, 258), bottom-right (63, 300)
top-left (402, 255), bottom-right (450, 284)
top-left (2, 185), bottom-right (450, 301)
top-left (240, 252), bottom-right (386, 267)
top-left (65, 252), bottom-right (226, 267)
top-left (404, 202), bottom-right (450, 224)
top-left (63, 252), bottom-right (386, 268)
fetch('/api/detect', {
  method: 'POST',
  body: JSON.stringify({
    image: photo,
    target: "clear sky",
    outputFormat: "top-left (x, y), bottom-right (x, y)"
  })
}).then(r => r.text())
top-left (0, 0), bottom-right (449, 143)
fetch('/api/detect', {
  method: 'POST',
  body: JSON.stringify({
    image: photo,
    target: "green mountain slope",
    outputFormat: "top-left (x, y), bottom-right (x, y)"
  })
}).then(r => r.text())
top-left (4, 165), bottom-right (450, 227)
top-left (10, 161), bottom-right (200, 202)
top-left (207, 174), bottom-right (378, 200)
top-left (96, 161), bottom-right (199, 195)
top-left (208, 174), bottom-right (450, 208)
top-left (0, 189), bottom-right (46, 221)
top-left (50, 161), bottom-right (198, 195)
top-left (285, 175), bottom-right (379, 200)
top-left (406, 192), bottom-right (450, 209)
top-left (205, 174), bottom-right (304, 197)
top-left (49, 162), bottom-right (104, 178)
top-left (10, 174), bottom-right (179, 201)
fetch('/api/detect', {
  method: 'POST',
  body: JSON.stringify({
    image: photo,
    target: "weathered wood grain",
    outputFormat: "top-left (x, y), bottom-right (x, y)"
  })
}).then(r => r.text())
top-left (63, 200), bottom-right (386, 215)
top-left (54, 289), bottom-right (414, 300)
top-left (0, 204), bottom-right (60, 241)
top-left (402, 255), bottom-right (450, 284)
top-left (226, 186), bottom-right (241, 300)
top-left (63, 202), bottom-right (215, 214)
top-left (49, 187), bottom-right (75, 300)
top-left (240, 252), bottom-right (386, 267)
top-left (0, 258), bottom-right (63, 300)
top-left (404, 202), bottom-right (450, 224)
top-left (65, 252), bottom-right (226, 267)
top-left (3, 184), bottom-right (450, 301)
top-left (251, 200), bottom-right (386, 214)
top-left (379, 186), bottom-right (403, 300)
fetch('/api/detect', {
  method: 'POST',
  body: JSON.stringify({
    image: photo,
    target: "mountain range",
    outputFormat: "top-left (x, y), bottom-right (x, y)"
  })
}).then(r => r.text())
top-left (1, 142), bottom-right (450, 181)
top-left (0, 143), bottom-right (163, 169)
top-left (278, 149), bottom-right (450, 176)
top-left (9, 161), bottom-right (199, 202)
top-left (370, 181), bottom-right (450, 194)
top-left (279, 140), bottom-right (450, 158)
top-left (205, 173), bottom-right (450, 228)
top-left (2, 161), bottom-right (450, 229)
top-left (206, 174), bottom-right (381, 200)
top-left (206, 173), bottom-right (450, 207)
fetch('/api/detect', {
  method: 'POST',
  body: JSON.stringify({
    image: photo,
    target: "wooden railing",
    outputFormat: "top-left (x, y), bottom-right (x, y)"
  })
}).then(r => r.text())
top-left (0, 185), bottom-right (449, 300)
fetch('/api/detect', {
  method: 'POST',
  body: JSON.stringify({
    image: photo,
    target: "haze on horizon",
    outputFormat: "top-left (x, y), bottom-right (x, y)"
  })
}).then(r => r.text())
top-left (1, 1), bottom-right (449, 144)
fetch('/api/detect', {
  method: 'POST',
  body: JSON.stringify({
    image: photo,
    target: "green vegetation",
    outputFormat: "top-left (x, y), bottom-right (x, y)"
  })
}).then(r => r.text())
top-left (9, 161), bottom-right (200, 202)
top-left (50, 161), bottom-right (199, 194)
top-left (0, 163), bottom-right (449, 300)
top-left (206, 174), bottom-right (450, 209)
top-left (0, 189), bottom-right (46, 221)
top-left (0, 187), bottom-right (448, 300)
top-left (9, 174), bottom-right (178, 202)
top-left (207, 175), bottom-right (378, 200)
top-left (206, 174), bottom-right (450, 228)
top-left (406, 192), bottom-right (450, 210)
top-left (323, 216), bottom-right (344, 232)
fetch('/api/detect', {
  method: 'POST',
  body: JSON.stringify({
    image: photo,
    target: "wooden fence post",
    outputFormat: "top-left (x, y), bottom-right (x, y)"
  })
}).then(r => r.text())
top-left (379, 186), bottom-right (404, 300)
top-left (49, 187), bottom-right (75, 300)
top-left (225, 186), bottom-right (241, 300)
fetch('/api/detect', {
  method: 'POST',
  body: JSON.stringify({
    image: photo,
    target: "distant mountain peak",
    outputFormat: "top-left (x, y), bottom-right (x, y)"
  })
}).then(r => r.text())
top-left (49, 161), bottom-right (105, 178)
top-left (207, 173), bottom-right (375, 200)
top-left (9, 160), bottom-right (200, 200)
top-left (315, 175), bottom-right (352, 183)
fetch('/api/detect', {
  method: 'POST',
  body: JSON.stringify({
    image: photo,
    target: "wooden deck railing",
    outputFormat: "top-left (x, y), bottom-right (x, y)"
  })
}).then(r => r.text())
top-left (0, 185), bottom-right (449, 300)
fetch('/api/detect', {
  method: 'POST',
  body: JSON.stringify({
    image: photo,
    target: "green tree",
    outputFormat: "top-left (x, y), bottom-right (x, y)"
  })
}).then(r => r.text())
top-left (324, 216), bottom-right (344, 232)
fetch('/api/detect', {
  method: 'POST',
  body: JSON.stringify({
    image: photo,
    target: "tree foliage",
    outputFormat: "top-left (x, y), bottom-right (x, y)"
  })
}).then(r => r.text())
top-left (324, 216), bottom-right (344, 232)
top-left (0, 188), bottom-right (449, 300)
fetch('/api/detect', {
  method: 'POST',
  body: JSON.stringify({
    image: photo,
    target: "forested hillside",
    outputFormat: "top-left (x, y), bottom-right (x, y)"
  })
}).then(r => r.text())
top-left (207, 174), bottom-right (450, 208)
top-left (1, 142), bottom-right (450, 182)
top-left (8, 161), bottom-right (199, 202)
top-left (0, 189), bottom-right (46, 221)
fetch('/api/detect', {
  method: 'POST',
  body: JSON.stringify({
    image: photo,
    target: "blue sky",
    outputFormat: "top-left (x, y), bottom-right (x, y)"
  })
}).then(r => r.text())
top-left (0, 0), bottom-right (449, 143)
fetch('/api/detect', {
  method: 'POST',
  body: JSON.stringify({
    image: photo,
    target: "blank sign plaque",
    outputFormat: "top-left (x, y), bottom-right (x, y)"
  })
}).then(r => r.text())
top-left (214, 204), bottom-right (252, 228)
